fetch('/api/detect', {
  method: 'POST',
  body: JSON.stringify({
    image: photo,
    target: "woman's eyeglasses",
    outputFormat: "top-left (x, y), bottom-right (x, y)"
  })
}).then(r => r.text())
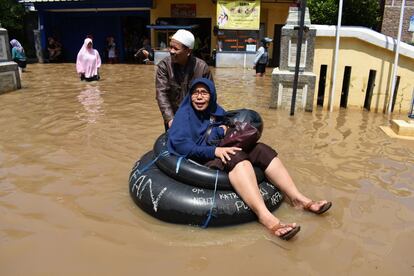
top-left (191, 90), bottom-right (210, 97)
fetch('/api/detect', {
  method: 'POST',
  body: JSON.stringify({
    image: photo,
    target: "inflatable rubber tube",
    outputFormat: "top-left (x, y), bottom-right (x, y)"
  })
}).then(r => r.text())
top-left (153, 133), bottom-right (265, 191)
top-left (129, 151), bottom-right (283, 227)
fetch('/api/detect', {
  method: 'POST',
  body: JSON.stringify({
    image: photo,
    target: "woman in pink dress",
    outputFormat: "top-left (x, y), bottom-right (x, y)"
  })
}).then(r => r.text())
top-left (76, 38), bottom-right (101, 81)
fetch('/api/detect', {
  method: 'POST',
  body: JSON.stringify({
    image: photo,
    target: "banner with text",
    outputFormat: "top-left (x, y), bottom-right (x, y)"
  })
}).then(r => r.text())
top-left (217, 0), bottom-right (260, 30)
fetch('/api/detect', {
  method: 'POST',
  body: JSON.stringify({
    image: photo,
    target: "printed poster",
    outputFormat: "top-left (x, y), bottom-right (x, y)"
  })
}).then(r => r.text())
top-left (217, 0), bottom-right (260, 30)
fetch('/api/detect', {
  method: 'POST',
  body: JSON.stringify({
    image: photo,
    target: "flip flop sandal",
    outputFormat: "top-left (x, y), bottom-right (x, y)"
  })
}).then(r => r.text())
top-left (305, 201), bottom-right (332, 215)
top-left (270, 224), bottom-right (301, 241)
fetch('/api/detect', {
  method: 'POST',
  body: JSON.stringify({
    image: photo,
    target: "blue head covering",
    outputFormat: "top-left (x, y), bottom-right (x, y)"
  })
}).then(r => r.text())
top-left (167, 78), bottom-right (226, 157)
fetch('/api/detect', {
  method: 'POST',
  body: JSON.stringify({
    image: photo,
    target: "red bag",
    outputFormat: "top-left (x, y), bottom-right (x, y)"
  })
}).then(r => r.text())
top-left (219, 121), bottom-right (260, 151)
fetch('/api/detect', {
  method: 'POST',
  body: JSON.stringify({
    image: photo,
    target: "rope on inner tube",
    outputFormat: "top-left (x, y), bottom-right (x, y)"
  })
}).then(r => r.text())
top-left (201, 169), bottom-right (219, 228)
top-left (131, 151), bottom-right (169, 181)
top-left (175, 156), bottom-right (184, 174)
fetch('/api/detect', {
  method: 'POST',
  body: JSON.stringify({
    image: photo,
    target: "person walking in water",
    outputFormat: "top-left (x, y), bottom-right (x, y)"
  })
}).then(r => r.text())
top-left (106, 36), bottom-right (117, 64)
top-left (76, 38), bottom-right (101, 81)
top-left (168, 77), bottom-right (332, 240)
top-left (156, 29), bottom-right (213, 130)
top-left (10, 39), bottom-right (27, 76)
top-left (47, 37), bottom-right (63, 62)
top-left (253, 37), bottom-right (272, 77)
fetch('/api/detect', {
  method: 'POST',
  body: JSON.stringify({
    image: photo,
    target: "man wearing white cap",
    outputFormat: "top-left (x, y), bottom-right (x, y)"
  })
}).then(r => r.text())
top-left (156, 29), bottom-right (213, 129)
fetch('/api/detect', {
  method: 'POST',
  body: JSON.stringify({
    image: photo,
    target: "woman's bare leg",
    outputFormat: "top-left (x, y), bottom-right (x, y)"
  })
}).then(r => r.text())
top-left (265, 157), bottom-right (329, 212)
top-left (229, 160), bottom-right (297, 237)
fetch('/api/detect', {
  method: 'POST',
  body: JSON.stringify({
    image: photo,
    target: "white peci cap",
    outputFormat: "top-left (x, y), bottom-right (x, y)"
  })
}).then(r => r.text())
top-left (171, 29), bottom-right (195, 49)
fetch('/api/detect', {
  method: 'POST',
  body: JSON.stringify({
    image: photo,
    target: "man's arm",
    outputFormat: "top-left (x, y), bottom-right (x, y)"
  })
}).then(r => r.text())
top-left (155, 61), bottom-right (174, 124)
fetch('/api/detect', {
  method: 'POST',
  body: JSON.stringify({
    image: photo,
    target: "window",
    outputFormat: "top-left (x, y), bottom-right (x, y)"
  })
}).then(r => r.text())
top-left (217, 30), bottom-right (259, 52)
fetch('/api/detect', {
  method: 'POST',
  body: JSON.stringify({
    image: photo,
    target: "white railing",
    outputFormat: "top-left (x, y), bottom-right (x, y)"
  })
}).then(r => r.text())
top-left (313, 25), bottom-right (414, 60)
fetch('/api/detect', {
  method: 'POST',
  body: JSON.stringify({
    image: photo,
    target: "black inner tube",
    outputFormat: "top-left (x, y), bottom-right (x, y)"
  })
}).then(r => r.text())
top-left (153, 133), bottom-right (265, 190)
top-left (129, 151), bottom-right (283, 227)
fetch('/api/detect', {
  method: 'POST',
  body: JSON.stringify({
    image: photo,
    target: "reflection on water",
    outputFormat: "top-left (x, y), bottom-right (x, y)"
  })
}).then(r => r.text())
top-left (0, 64), bottom-right (413, 275)
top-left (77, 84), bottom-right (104, 124)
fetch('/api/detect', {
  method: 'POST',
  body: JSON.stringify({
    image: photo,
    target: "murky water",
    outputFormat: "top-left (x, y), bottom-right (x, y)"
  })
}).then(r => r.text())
top-left (1, 63), bottom-right (413, 275)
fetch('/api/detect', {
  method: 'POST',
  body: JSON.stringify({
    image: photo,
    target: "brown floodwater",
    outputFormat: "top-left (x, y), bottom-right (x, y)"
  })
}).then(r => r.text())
top-left (0, 63), bottom-right (413, 275)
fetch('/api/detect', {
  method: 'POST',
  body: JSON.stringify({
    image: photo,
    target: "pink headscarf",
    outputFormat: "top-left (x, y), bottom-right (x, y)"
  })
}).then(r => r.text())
top-left (76, 38), bottom-right (101, 78)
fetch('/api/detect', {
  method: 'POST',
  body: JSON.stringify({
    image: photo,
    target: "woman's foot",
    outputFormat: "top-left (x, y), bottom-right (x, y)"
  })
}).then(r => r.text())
top-left (292, 197), bottom-right (332, 214)
top-left (270, 223), bottom-right (301, 240)
top-left (304, 200), bottom-right (332, 214)
top-left (259, 214), bottom-right (300, 240)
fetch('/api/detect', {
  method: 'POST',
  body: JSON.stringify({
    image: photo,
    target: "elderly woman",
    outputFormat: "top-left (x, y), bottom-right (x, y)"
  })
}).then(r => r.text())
top-left (168, 78), bottom-right (332, 241)
top-left (10, 39), bottom-right (27, 75)
top-left (76, 38), bottom-right (101, 81)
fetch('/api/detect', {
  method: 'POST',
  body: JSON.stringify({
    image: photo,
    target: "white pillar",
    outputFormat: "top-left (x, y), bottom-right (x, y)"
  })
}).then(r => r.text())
top-left (328, 0), bottom-right (343, 112)
top-left (388, 0), bottom-right (406, 114)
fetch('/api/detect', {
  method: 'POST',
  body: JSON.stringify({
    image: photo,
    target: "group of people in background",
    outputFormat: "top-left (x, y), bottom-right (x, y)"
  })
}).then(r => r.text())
top-left (10, 29), bottom-right (272, 82)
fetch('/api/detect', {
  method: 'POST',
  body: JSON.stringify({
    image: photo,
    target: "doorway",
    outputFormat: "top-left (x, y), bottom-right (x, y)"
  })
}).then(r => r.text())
top-left (391, 76), bottom-right (400, 112)
top-left (364, 70), bottom-right (376, 111)
top-left (340, 66), bottom-right (352, 108)
top-left (317, 64), bottom-right (328, 106)
top-left (121, 15), bottom-right (150, 63)
top-left (271, 24), bottom-right (283, 67)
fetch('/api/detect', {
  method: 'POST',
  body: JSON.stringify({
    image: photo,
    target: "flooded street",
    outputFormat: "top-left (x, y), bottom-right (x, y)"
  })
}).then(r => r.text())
top-left (0, 63), bottom-right (413, 275)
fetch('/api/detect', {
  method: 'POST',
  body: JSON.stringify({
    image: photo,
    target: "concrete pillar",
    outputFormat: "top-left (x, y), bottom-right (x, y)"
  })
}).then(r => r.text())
top-left (270, 7), bottom-right (316, 112)
top-left (33, 29), bottom-right (44, 63)
top-left (0, 28), bottom-right (21, 94)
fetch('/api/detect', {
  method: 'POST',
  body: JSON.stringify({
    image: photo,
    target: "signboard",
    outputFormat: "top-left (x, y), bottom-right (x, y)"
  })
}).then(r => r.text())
top-left (217, 0), bottom-right (260, 30)
top-left (171, 4), bottom-right (196, 17)
top-left (409, 15), bottom-right (414, 32)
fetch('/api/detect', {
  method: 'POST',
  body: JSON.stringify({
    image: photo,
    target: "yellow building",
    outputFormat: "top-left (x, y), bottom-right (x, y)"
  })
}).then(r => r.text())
top-left (313, 26), bottom-right (414, 113)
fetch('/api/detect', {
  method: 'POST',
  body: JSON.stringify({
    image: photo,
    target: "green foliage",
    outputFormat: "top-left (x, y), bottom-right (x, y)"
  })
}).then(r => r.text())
top-left (308, 0), bottom-right (381, 29)
top-left (308, 0), bottom-right (338, 26)
top-left (342, 0), bottom-right (380, 28)
top-left (0, 0), bottom-right (26, 30)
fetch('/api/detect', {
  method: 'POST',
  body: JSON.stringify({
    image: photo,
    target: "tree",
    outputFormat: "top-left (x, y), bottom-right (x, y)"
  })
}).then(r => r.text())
top-left (0, 0), bottom-right (26, 31)
top-left (342, 0), bottom-right (381, 29)
top-left (307, 0), bottom-right (338, 26)
top-left (308, 0), bottom-right (381, 30)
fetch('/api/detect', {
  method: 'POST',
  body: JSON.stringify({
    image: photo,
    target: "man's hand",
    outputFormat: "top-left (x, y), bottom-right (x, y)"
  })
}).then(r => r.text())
top-left (219, 125), bottom-right (228, 134)
top-left (214, 147), bottom-right (241, 164)
top-left (168, 119), bottom-right (173, 128)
